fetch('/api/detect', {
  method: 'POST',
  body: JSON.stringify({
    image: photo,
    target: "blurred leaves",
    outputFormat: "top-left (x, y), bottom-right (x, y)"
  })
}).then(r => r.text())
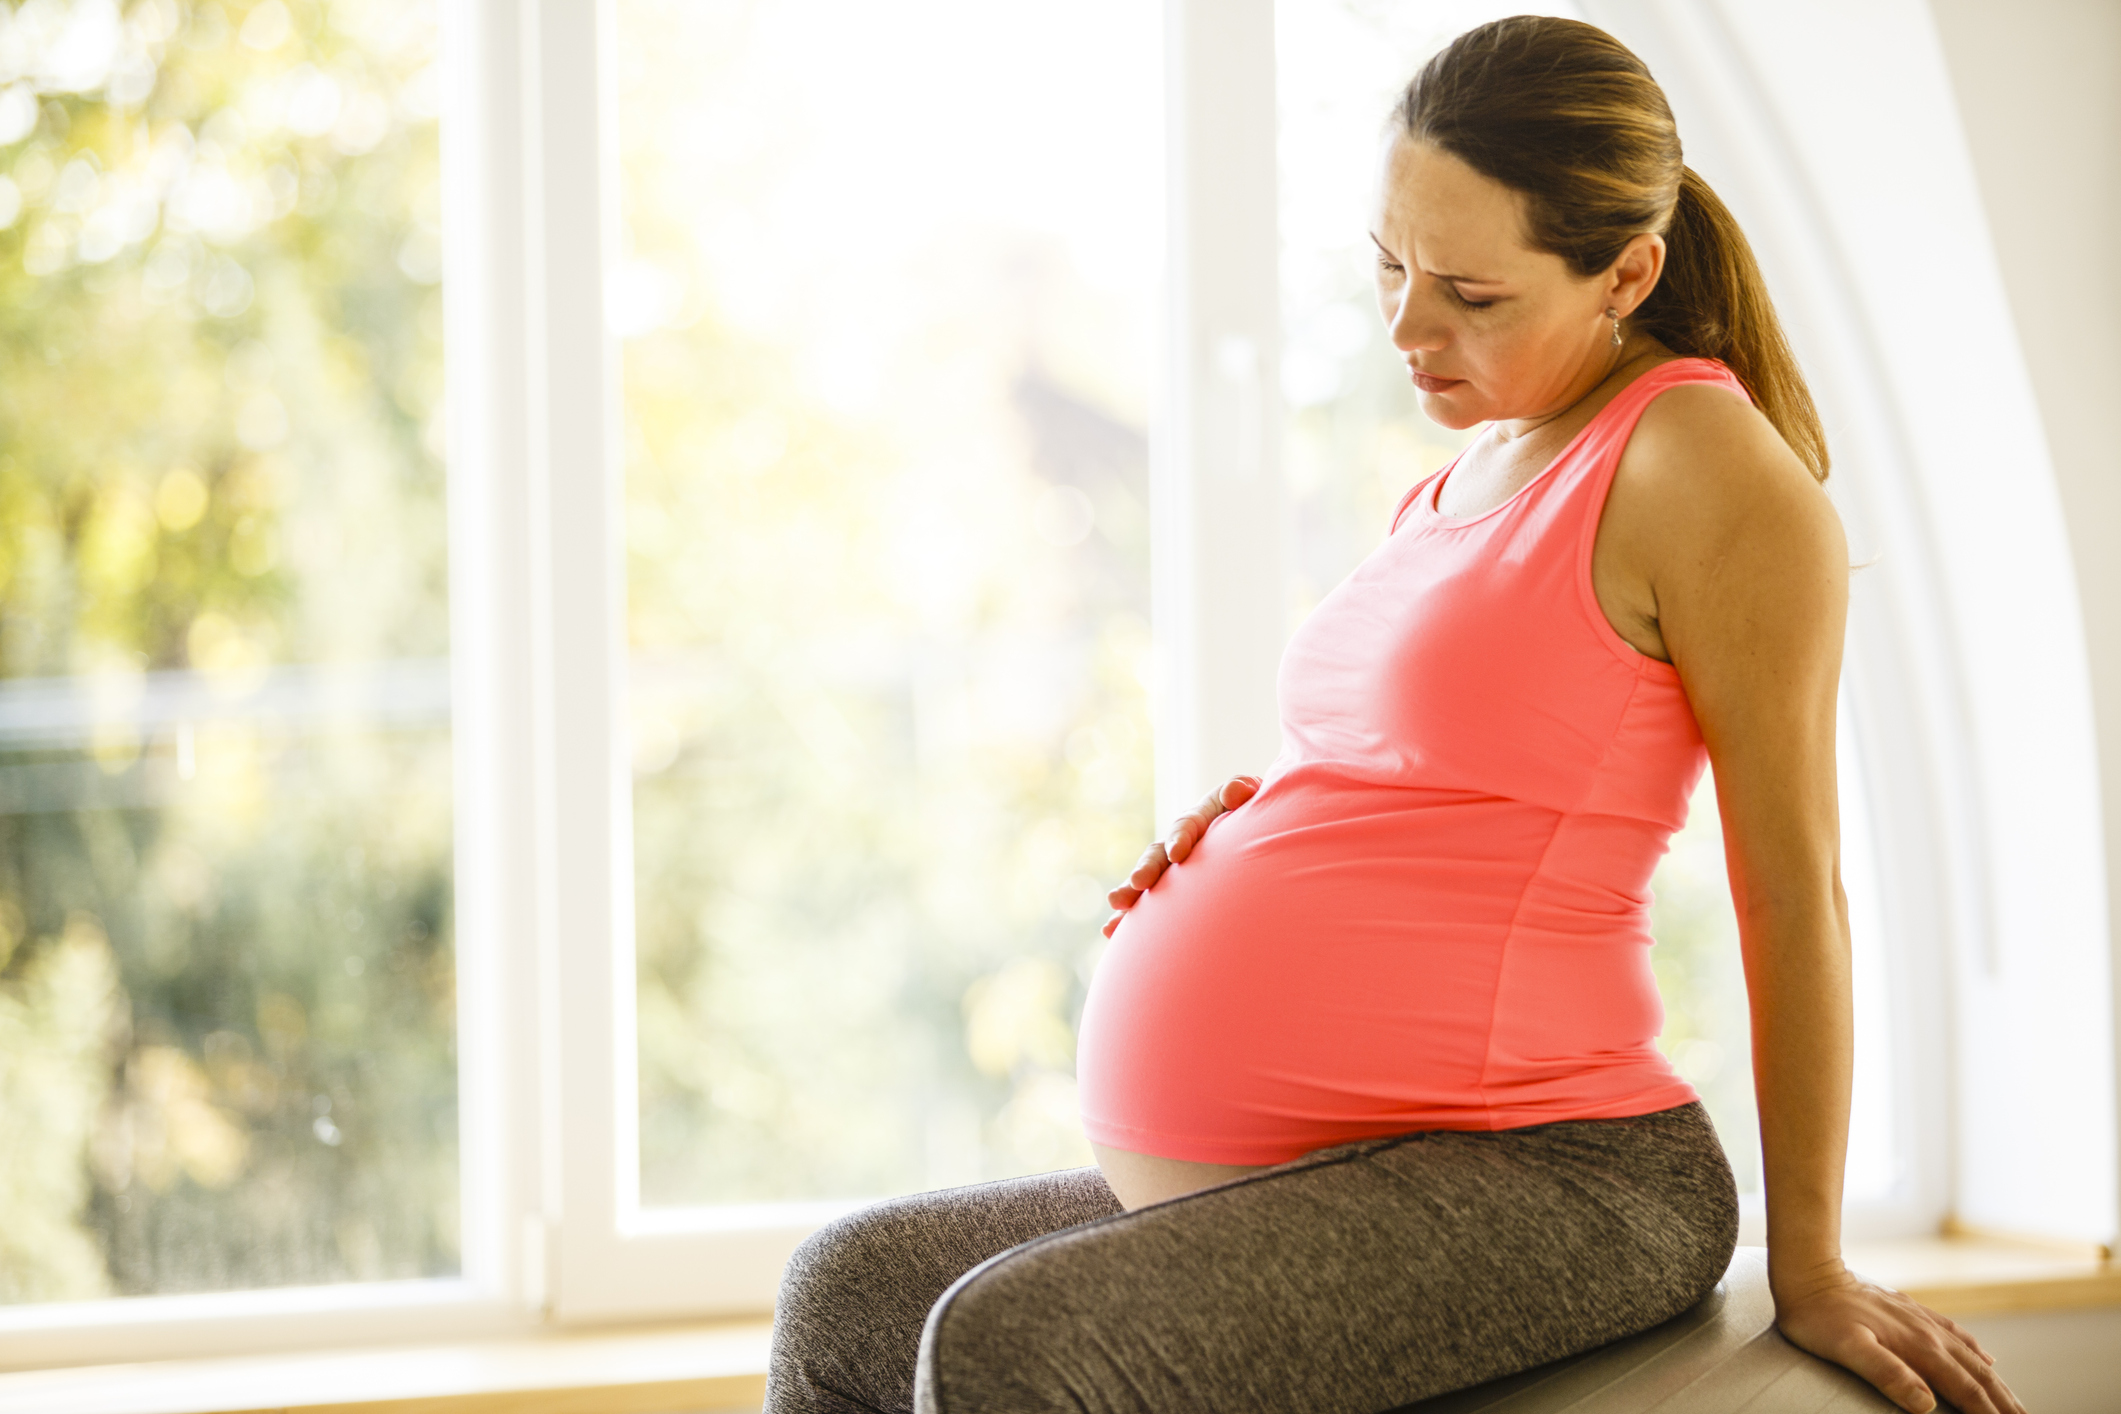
top-left (98, 1042), bottom-right (252, 1192)
top-left (0, 0), bottom-right (447, 681)
top-left (0, 910), bottom-right (120, 1302)
top-left (619, 0), bottom-right (1157, 1203)
top-left (0, 0), bottom-right (455, 1302)
top-left (962, 958), bottom-right (1074, 1079)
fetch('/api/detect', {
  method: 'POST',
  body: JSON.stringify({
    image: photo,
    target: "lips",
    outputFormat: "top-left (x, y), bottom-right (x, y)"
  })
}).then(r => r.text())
top-left (1409, 369), bottom-right (1462, 393)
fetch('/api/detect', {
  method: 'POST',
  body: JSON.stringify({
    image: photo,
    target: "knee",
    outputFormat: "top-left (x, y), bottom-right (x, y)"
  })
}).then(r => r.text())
top-left (778, 1202), bottom-right (909, 1324)
top-left (777, 1218), bottom-right (846, 1322)
top-left (782, 1211), bottom-right (850, 1282)
top-left (1630, 1111), bottom-right (1741, 1317)
top-left (914, 1242), bottom-right (1149, 1414)
top-left (1674, 1148), bottom-right (1742, 1309)
top-left (915, 1254), bottom-right (1053, 1414)
top-left (771, 1204), bottom-right (929, 1414)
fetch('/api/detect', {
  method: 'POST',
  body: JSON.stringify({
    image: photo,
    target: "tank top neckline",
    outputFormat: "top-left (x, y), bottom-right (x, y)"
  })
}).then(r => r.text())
top-left (1418, 356), bottom-right (1728, 530)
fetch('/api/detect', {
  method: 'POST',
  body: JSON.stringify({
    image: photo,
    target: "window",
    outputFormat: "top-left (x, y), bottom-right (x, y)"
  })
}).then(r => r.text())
top-left (0, 0), bottom-right (2103, 1367)
top-left (613, 0), bottom-right (1163, 1210)
top-left (0, 0), bottom-right (454, 1308)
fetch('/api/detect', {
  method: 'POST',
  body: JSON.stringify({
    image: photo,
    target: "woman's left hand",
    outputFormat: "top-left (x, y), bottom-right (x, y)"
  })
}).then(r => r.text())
top-left (1774, 1267), bottom-right (2024, 1414)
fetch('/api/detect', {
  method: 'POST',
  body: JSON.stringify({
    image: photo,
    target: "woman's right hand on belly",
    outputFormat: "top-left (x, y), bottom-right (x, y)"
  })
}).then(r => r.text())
top-left (1101, 774), bottom-right (1261, 938)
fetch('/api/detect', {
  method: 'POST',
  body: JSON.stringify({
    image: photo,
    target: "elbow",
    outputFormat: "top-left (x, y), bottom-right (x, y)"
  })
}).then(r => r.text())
top-left (1730, 853), bottom-right (1845, 934)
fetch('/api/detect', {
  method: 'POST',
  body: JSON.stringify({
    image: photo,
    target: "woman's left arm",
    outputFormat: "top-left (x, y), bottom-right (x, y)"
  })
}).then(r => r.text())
top-left (1635, 388), bottom-right (2023, 1414)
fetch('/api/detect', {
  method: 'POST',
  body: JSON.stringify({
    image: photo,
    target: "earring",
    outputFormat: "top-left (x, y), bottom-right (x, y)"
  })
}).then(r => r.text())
top-left (1606, 308), bottom-right (1624, 348)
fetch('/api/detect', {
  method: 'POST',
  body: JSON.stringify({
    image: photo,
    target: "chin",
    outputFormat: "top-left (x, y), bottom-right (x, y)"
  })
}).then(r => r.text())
top-left (1414, 388), bottom-right (1485, 431)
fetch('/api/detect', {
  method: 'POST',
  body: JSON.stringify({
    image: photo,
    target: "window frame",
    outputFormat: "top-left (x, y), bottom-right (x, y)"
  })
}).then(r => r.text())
top-left (0, 0), bottom-right (2108, 1368)
top-left (536, 0), bottom-right (1292, 1324)
top-left (0, 0), bottom-right (544, 1370)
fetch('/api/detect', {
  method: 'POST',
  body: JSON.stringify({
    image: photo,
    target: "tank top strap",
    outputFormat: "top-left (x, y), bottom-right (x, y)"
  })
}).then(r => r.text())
top-left (1538, 356), bottom-right (1753, 530)
top-left (1388, 358), bottom-right (1748, 538)
top-left (1390, 468), bottom-right (1450, 535)
top-left (1591, 356), bottom-right (1752, 431)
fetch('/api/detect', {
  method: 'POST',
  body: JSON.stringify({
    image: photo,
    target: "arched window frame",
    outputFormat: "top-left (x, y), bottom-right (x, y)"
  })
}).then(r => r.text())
top-left (1581, 0), bottom-right (2116, 1247)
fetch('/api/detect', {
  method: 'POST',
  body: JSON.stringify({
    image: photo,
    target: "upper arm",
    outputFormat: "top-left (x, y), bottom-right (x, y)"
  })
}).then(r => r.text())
top-left (1625, 385), bottom-right (1850, 923)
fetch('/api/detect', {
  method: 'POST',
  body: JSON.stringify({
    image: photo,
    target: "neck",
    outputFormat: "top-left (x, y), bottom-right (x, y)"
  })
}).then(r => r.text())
top-left (1493, 339), bottom-right (1644, 444)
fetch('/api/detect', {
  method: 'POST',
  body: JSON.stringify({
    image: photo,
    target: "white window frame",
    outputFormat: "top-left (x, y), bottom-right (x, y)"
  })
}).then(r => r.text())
top-left (1, 0), bottom-right (2111, 1369)
top-left (0, 0), bottom-right (550, 1369)
top-left (539, 0), bottom-right (1293, 1324)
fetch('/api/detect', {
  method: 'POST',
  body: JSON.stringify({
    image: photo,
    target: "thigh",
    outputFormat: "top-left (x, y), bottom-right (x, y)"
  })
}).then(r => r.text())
top-left (914, 1103), bottom-right (1737, 1414)
top-left (767, 1165), bottom-right (1123, 1414)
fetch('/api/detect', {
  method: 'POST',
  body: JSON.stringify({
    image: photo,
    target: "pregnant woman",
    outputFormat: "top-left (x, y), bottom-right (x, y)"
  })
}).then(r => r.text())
top-left (767, 17), bottom-right (2021, 1414)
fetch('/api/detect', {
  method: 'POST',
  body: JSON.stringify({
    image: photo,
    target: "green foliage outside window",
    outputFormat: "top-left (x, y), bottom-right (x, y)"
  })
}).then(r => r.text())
top-left (0, 0), bottom-right (455, 1302)
top-left (615, 0), bottom-right (1161, 1205)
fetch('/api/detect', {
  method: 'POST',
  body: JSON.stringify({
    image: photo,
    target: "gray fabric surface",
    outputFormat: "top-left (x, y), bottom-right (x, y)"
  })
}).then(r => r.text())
top-left (765, 1102), bottom-right (1738, 1414)
top-left (1399, 1248), bottom-right (1902, 1412)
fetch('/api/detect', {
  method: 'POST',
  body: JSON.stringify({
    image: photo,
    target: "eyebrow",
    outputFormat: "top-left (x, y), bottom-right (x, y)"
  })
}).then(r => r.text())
top-left (1368, 232), bottom-right (1503, 285)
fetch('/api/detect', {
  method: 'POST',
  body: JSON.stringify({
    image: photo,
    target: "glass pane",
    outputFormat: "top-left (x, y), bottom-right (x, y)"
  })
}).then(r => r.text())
top-left (0, 0), bottom-right (454, 1303)
top-left (617, 0), bottom-right (1161, 1204)
top-left (1276, 0), bottom-right (1900, 1202)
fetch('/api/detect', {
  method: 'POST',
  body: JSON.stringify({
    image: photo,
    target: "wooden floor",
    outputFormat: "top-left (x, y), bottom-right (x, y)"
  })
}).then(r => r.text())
top-left (0, 1231), bottom-right (2111, 1414)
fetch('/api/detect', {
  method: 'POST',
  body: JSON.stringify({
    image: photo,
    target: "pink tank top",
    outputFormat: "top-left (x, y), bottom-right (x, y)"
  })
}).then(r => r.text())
top-left (1076, 359), bottom-right (1747, 1165)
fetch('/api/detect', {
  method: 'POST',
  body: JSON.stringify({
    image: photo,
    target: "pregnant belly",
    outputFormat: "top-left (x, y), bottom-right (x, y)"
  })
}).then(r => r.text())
top-left (1073, 783), bottom-right (1687, 1166)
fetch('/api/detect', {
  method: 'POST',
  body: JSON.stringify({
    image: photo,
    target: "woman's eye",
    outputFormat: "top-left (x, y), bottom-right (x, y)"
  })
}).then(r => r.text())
top-left (1448, 287), bottom-right (1496, 311)
top-left (1376, 256), bottom-right (1404, 277)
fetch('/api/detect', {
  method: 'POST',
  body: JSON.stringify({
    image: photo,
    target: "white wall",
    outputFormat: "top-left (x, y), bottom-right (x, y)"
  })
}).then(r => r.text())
top-left (1923, 6), bottom-right (2121, 1404)
top-left (1927, 0), bottom-right (2121, 1242)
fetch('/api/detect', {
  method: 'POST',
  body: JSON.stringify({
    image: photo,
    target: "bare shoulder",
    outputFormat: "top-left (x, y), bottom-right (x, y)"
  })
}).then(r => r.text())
top-left (1608, 379), bottom-right (1846, 581)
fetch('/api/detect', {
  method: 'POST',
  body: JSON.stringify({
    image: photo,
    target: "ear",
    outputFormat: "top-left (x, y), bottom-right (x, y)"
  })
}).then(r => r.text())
top-left (1607, 232), bottom-right (1667, 317)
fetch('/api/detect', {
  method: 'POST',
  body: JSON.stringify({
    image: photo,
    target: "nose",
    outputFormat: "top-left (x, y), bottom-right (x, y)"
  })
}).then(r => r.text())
top-left (1384, 280), bottom-right (1449, 356)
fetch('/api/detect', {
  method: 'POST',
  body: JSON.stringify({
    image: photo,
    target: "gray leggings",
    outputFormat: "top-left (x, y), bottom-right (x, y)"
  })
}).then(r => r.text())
top-left (766, 1101), bottom-right (1738, 1414)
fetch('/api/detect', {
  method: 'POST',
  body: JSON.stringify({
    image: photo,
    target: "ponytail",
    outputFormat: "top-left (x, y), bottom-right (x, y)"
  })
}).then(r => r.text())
top-left (1638, 168), bottom-right (1828, 480)
top-left (1397, 17), bottom-right (1830, 481)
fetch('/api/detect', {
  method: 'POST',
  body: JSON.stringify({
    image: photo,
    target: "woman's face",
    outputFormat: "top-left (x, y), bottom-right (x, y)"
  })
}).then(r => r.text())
top-left (1368, 135), bottom-right (1658, 429)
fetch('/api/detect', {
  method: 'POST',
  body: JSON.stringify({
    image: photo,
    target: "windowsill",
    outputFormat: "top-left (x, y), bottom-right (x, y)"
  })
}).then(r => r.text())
top-left (0, 1233), bottom-right (2112, 1414)
top-left (1846, 1228), bottom-right (2121, 1316)
top-left (0, 1318), bottom-right (774, 1414)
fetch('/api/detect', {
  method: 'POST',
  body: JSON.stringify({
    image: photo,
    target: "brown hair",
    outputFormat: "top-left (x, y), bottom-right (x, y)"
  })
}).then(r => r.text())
top-left (1395, 16), bottom-right (1829, 480)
